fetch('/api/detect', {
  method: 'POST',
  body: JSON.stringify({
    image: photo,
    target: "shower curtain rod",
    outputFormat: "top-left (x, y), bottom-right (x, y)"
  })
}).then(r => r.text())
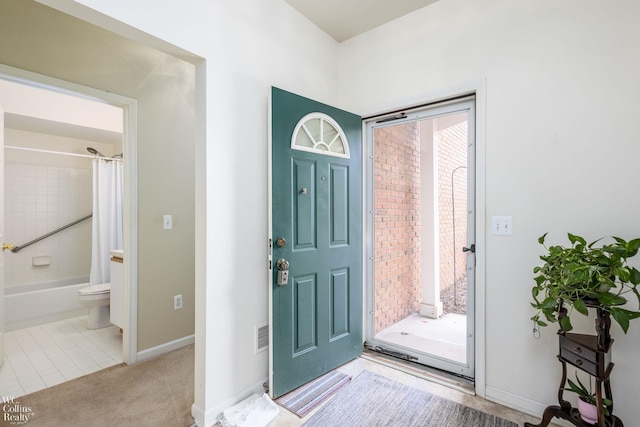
top-left (5, 145), bottom-right (123, 161)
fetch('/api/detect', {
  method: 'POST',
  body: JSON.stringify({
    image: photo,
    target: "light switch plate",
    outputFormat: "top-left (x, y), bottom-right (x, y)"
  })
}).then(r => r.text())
top-left (163, 214), bottom-right (173, 230)
top-left (491, 216), bottom-right (512, 236)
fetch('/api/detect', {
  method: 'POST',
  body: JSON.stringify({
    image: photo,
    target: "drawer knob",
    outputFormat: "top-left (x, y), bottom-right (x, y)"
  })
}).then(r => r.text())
top-left (576, 359), bottom-right (583, 366)
top-left (574, 347), bottom-right (582, 353)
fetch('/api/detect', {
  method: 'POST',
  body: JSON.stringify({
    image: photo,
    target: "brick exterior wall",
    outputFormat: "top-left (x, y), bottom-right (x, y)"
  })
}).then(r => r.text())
top-left (374, 123), bottom-right (421, 333)
top-left (374, 119), bottom-right (468, 334)
top-left (438, 122), bottom-right (468, 294)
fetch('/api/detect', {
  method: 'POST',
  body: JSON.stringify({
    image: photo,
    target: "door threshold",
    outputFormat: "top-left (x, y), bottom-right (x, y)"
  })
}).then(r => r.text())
top-left (361, 348), bottom-right (475, 396)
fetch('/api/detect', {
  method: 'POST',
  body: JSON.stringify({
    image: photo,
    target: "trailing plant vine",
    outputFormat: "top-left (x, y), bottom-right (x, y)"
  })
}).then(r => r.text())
top-left (531, 232), bottom-right (640, 333)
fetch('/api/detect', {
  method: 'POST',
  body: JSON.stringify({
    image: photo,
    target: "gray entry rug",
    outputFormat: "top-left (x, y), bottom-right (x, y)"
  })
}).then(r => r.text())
top-left (303, 370), bottom-right (517, 427)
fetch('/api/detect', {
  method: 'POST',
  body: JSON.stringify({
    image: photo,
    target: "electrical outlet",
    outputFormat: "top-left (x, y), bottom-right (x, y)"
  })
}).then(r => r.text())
top-left (174, 294), bottom-right (183, 310)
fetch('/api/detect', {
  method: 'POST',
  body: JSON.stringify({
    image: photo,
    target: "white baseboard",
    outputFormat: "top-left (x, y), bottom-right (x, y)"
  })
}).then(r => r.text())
top-left (191, 378), bottom-right (268, 427)
top-left (189, 403), bottom-right (209, 427)
top-left (136, 334), bottom-right (195, 363)
top-left (485, 385), bottom-right (573, 427)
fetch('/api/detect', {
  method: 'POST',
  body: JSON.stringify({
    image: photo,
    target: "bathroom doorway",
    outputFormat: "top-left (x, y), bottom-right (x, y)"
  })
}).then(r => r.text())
top-left (0, 70), bottom-right (136, 397)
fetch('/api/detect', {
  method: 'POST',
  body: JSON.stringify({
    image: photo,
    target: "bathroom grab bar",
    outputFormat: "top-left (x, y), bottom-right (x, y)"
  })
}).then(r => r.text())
top-left (4, 213), bottom-right (93, 253)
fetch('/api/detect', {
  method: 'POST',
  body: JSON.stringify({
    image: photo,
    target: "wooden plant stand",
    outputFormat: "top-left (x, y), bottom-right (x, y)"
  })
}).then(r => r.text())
top-left (525, 306), bottom-right (623, 427)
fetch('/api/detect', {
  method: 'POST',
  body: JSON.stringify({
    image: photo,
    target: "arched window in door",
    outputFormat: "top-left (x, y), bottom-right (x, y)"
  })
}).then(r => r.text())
top-left (291, 112), bottom-right (350, 158)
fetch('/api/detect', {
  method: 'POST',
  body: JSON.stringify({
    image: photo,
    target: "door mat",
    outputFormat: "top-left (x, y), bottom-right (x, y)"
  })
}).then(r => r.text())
top-left (275, 370), bottom-right (351, 418)
top-left (303, 370), bottom-right (518, 426)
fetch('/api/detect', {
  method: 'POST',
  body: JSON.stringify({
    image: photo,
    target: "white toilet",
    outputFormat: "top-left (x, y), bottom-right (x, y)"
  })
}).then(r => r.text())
top-left (77, 283), bottom-right (111, 329)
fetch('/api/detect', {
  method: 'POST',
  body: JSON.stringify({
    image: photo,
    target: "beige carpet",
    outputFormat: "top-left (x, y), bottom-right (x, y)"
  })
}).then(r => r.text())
top-left (2, 344), bottom-right (194, 427)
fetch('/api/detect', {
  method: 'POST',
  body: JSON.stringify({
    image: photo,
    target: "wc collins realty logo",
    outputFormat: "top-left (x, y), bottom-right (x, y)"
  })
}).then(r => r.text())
top-left (2, 396), bottom-right (34, 425)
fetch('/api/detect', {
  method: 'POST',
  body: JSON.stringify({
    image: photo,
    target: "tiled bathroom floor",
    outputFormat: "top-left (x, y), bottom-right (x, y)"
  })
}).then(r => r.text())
top-left (0, 316), bottom-right (122, 398)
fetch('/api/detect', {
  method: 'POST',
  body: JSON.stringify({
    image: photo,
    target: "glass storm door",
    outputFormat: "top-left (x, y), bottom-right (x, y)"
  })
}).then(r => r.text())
top-left (269, 87), bottom-right (362, 398)
top-left (364, 97), bottom-right (476, 379)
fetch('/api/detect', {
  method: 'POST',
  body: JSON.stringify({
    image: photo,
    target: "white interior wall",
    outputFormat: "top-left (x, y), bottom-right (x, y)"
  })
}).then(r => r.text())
top-left (193, 6), bottom-right (338, 420)
top-left (33, 0), bottom-right (640, 424)
top-left (37, 0), bottom-right (341, 425)
top-left (339, 0), bottom-right (640, 421)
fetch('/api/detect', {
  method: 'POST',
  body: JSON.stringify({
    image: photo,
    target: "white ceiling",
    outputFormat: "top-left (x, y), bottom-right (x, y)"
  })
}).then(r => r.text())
top-left (0, 78), bottom-right (122, 144)
top-left (6, 113), bottom-right (123, 145)
top-left (283, 0), bottom-right (439, 42)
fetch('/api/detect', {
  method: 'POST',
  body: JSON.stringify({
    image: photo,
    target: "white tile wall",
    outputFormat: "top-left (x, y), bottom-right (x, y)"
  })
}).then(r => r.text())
top-left (4, 162), bottom-right (92, 287)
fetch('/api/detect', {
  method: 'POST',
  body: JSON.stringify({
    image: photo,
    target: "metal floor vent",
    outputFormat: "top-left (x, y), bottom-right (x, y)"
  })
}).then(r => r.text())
top-left (255, 323), bottom-right (269, 353)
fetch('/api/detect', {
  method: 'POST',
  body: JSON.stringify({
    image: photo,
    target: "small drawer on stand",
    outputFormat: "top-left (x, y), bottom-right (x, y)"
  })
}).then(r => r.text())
top-left (560, 347), bottom-right (599, 376)
top-left (559, 333), bottom-right (612, 378)
top-left (559, 334), bottom-right (597, 362)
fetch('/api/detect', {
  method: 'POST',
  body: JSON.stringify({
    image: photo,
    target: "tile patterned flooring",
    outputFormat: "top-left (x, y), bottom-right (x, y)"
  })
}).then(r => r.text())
top-left (0, 316), bottom-right (122, 398)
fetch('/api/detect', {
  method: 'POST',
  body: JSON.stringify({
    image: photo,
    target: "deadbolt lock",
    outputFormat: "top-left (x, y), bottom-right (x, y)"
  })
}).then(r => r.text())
top-left (276, 258), bottom-right (290, 286)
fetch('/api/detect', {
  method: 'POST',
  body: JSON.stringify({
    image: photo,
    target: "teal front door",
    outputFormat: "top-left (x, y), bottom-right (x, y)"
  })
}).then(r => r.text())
top-left (270, 87), bottom-right (362, 398)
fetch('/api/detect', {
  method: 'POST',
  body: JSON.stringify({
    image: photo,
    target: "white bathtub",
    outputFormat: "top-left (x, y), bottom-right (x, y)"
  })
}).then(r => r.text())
top-left (4, 277), bottom-right (89, 331)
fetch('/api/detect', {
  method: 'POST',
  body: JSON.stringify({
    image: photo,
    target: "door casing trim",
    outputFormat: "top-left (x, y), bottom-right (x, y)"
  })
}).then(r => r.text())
top-left (360, 79), bottom-right (487, 397)
top-left (267, 88), bottom-right (275, 396)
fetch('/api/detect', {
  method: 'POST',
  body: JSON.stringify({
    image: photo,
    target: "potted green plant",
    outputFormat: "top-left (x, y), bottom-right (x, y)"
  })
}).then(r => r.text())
top-left (530, 232), bottom-right (640, 334)
top-left (563, 373), bottom-right (612, 424)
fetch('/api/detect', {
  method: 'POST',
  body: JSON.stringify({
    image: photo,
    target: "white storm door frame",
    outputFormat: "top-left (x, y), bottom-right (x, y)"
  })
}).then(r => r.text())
top-left (361, 80), bottom-right (487, 396)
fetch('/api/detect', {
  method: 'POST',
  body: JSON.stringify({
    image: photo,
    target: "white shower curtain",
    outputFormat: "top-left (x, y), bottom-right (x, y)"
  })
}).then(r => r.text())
top-left (90, 159), bottom-right (123, 285)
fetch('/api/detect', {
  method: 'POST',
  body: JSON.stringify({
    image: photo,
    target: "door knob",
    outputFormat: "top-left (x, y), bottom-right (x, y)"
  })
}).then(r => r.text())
top-left (276, 258), bottom-right (289, 271)
top-left (462, 244), bottom-right (475, 253)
